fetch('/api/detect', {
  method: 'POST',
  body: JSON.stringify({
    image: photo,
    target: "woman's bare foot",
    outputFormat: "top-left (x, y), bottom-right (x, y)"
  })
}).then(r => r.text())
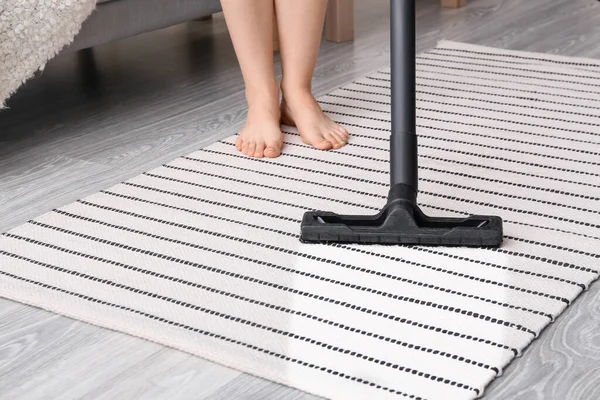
top-left (235, 86), bottom-right (284, 158)
top-left (280, 87), bottom-right (349, 150)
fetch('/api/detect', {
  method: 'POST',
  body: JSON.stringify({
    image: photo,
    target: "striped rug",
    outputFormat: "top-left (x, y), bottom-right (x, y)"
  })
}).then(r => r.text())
top-left (1, 41), bottom-right (599, 400)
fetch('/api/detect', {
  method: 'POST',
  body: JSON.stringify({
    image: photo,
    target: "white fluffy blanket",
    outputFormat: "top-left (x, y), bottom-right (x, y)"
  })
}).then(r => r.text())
top-left (0, 0), bottom-right (96, 107)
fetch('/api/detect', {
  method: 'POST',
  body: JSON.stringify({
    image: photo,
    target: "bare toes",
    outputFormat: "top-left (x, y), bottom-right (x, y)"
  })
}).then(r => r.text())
top-left (338, 127), bottom-right (349, 140)
top-left (314, 137), bottom-right (334, 150)
top-left (254, 141), bottom-right (266, 158)
top-left (329, 130), bottom-right (347, 146)
top-left (246, 141), bottom-right (257, 158)
top-left (241, 140), bottom-right (249, 155)
top-left (264, 140), bottom-right (282, 158)
top-left (326, 133), bottom-right (343, 149)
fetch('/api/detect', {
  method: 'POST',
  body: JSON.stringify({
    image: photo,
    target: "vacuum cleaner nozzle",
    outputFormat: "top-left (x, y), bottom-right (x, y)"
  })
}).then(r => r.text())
top-left (300, 184), bottom-right (503, 247)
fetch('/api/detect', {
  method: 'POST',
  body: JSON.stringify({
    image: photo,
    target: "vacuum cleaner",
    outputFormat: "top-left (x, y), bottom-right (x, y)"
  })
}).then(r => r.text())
top-left (300, 0), bottom-right (503, 247)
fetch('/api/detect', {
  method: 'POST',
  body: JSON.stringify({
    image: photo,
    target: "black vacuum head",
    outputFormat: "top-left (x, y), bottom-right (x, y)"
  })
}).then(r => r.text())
top-left (300, 186), bottom-right (503, 247)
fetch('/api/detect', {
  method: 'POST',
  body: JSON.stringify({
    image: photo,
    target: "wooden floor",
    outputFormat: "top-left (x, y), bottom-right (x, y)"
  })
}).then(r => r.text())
top-left (1, 0), bottom-right (600, 398)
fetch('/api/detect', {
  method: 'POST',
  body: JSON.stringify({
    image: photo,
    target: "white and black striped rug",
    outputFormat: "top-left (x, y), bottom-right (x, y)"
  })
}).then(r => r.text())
top-left (1, 41), bottom-right (599, 400)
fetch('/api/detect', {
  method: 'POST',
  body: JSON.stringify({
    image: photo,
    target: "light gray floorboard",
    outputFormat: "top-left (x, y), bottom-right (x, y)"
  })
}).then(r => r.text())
top-left (1, 0), bottom-right (599, 398)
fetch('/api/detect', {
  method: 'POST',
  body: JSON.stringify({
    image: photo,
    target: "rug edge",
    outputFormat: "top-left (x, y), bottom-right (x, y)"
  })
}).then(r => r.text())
top-left (0, 280), bottom-right (329, 400)
top-left (434, 40), bottom-right (600, 71)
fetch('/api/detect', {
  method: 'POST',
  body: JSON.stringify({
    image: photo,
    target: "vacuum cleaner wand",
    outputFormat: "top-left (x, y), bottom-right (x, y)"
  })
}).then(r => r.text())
top-left (299, 0), bottom-right (504, 247)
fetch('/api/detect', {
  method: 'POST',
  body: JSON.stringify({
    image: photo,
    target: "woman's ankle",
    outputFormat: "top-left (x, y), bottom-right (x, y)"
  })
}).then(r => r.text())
top-left (245, 80), bottom-right (280, 109)
top-left (280, 80), bottom-right (314, 102)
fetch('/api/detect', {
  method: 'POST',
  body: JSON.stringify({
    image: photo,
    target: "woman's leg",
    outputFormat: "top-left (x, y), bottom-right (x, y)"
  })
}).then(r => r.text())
top-left (275, 0), bottom-right (349, 150)
top-left (220, 0), bottom-right (283, 158)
